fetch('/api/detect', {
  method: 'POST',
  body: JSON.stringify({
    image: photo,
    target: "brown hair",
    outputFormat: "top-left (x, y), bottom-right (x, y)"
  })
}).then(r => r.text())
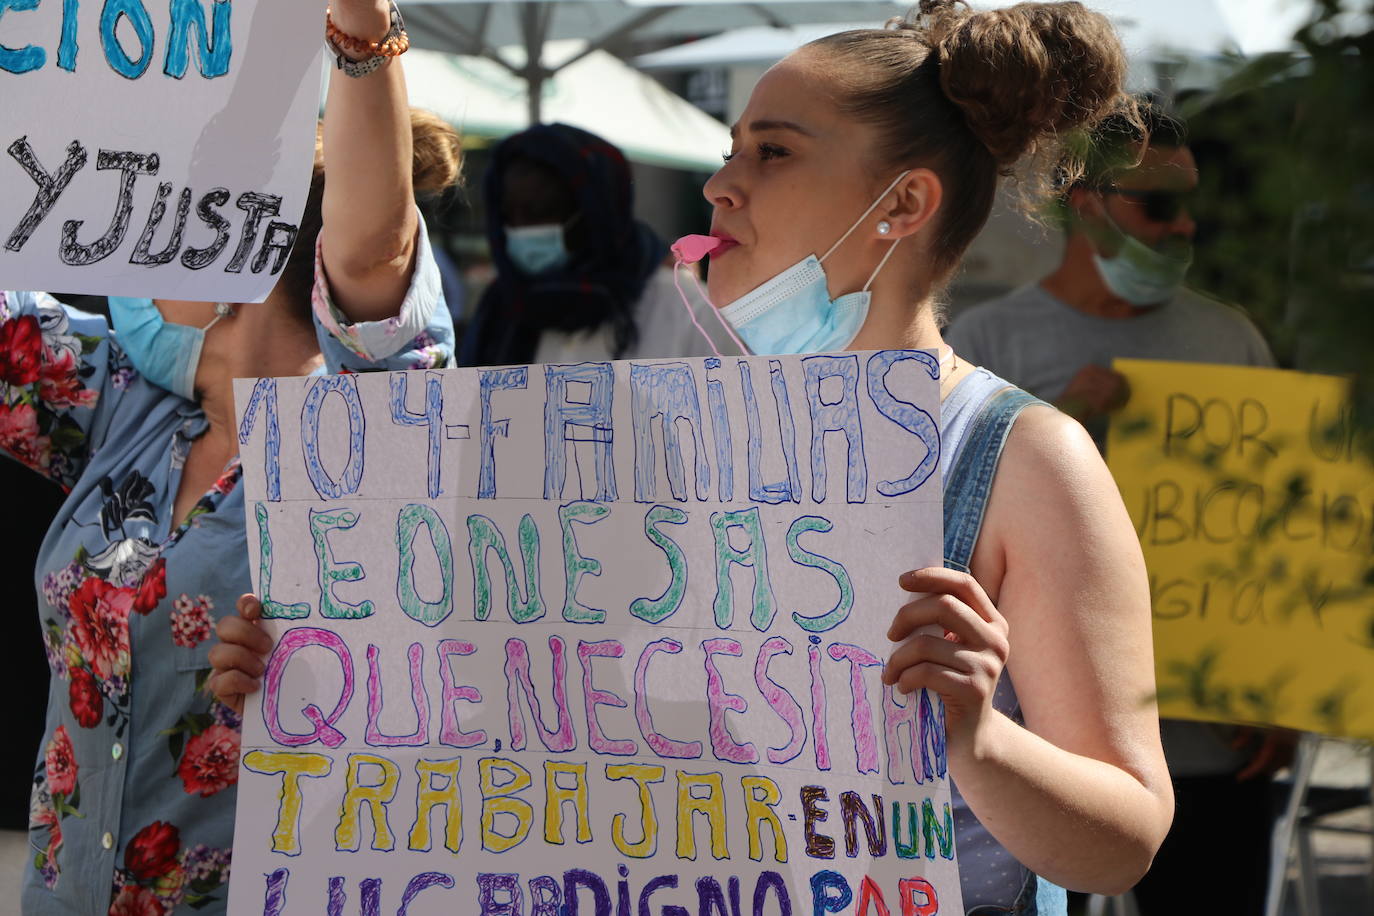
top-left (806, 0), bottom-right (1131, 283)
top-left (277, 107), bottom-right (463, 316)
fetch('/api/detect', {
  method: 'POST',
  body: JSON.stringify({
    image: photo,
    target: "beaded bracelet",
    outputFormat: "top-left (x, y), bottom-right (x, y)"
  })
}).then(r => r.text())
top-left (325, 0), bottom-right (409, 78)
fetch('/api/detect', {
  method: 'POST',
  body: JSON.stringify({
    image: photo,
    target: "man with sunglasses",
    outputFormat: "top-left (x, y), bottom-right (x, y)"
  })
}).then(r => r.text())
top-left (948, 104), bottom-right (1273, 446)
top-left (949, 105), bottom-right (1290, 915)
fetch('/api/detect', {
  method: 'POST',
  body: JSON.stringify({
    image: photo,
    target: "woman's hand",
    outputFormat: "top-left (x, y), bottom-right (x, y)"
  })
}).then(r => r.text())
top-left (883, 566), bottom-right (1011, 749)
top-left (207, 594), bottom-right (274, 715)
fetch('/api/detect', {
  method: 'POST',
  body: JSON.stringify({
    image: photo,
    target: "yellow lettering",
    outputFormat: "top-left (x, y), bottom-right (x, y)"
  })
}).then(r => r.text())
top-left (606, 763), bottom-right (664, 858)
top-left (242, 750), bottom-right (332, 856)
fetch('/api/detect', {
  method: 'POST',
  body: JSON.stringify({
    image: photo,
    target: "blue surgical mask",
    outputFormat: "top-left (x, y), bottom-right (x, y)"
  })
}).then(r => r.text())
top-left (717, 171), bottom-right (909, 355)
top-left (504, 223), bottom-right (571, 276)
top-left (107, 298), bottom-right (235, 400)
top-left (1092, 216), bottom-right (1193, 306)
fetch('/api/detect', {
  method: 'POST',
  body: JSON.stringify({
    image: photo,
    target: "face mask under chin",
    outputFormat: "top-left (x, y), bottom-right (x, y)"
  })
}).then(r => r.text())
top-left (702, 171), bottom-right (912, 356)
top-left (106, 299), bottom-right (234, 400)
top-left (1091, 217), bottom-right (1193, 307)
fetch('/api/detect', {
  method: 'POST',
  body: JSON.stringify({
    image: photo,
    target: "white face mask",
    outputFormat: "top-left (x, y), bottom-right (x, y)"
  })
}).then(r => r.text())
top-left (1091, 212), bottom-right (1193, 306)
top-left (716, 170), bottom-right (910, 355)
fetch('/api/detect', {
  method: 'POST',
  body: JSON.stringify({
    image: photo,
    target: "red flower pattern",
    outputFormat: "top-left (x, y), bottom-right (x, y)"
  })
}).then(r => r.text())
top-left (125, 821), bottom-right (181, 881)
top-left (69, 577), bottom-right (133, 681)
top-left (68, 666), bottom-right (104, 728)
top-left (176, 725), bottom-right (240, 798)
top-left (0, 314), bottom-right (44, 385)
top-left (44, 726), bottom-right (77, 797)
top-left (169, 595), bottom-right (212, 649)
top-left (0, 401), bottom-right (50, 471)
top-left (38, 349), bottom-right (98, 409)
top-left (109, 885), bottom-right (166, 916)
top-left (132, 557), bottom-right (166, 616)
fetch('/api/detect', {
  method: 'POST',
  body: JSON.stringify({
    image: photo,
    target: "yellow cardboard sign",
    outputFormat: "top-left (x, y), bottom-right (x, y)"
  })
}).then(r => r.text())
top-left (1107, 359), bottom-right (1374, 740)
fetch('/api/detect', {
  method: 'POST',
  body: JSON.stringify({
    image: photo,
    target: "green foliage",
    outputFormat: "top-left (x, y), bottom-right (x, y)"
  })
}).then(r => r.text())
top-left (1182, 2), bottom-right (1374, 448)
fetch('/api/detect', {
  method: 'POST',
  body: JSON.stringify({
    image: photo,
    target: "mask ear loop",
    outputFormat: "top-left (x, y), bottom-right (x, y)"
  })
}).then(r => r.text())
top-left (820, 169), bottom-right (912, 264)
top-left (862, 238), bottom-right (902, 291)
top-left (672, 262), bottom-right (748, 357)
top-left (202, 302), bottom-right (236, 332)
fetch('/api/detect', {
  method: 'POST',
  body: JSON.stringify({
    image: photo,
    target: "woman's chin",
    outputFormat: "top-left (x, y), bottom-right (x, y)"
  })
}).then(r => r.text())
top-left (705, 270), bottom-right (750, 309)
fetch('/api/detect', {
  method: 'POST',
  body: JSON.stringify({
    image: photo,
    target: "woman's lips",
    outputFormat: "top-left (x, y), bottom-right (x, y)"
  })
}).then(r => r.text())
top-left (709, 234), bottom-right (739, 257)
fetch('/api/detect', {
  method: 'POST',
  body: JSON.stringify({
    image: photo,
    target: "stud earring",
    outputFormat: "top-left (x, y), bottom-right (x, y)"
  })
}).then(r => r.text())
top-left (877, 220), bottom-right (892, 235)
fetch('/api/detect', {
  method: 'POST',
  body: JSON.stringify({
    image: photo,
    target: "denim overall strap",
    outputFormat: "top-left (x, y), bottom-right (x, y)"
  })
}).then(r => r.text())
top-left (943, 386), bottom-right (1043, 573)
top-left (938, 383), bottom-right (1067, 916)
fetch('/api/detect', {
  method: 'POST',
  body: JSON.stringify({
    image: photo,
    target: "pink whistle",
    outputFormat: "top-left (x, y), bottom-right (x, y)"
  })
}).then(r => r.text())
top-left (672, 234), bottom-right (736, 265)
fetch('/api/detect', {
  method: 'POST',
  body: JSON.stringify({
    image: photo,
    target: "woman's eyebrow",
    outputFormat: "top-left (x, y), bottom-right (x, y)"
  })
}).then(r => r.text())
top-left (729, 119), bottom-right (817, 140)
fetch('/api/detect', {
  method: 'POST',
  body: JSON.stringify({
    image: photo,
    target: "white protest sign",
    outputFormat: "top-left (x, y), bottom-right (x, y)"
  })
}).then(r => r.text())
top-left (230, 352), bottom-right (961, 916)
top-left (1, 0), bottom-right (322, 301)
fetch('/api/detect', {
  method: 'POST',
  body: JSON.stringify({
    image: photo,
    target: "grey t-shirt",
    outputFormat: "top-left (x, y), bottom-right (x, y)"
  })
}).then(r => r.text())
top-left (948, 283), bottom-right (1276, 777)
top-left (948, 283), bottom-right (1275, 445)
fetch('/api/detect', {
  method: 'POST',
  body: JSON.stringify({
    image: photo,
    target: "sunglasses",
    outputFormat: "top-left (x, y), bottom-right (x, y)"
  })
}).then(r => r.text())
top-left (1098, 187), bottom-right (1196, 223)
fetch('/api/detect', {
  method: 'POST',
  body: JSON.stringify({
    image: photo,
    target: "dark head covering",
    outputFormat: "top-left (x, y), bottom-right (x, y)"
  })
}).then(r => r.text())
top-left (458, 123), bottom-right (667, 366)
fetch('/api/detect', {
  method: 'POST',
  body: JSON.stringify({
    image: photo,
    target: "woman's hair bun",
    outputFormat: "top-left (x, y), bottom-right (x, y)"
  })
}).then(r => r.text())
top-left (909, 0), bottom-right (1129, 169)
top-left (409, 108), bottom-right (463, 195)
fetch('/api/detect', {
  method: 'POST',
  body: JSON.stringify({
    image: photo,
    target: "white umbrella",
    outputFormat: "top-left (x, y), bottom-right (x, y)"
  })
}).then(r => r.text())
top-left (635, 21), bottom-right (872, 70)
top-left (400, 0), bottom-right (910, 122)
top-left (405, 41), bottom-right (732, 171)
top-left (633, 1), bottom-right (1333, 76)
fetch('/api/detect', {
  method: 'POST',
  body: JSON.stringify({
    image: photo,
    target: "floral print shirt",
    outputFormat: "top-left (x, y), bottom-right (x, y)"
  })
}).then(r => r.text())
top-left (3, 225), bottom-right (453, 916)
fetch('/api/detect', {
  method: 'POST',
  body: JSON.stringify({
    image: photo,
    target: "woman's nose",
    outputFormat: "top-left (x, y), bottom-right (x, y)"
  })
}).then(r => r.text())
top-left (702, 163), bottom-right (742, 211)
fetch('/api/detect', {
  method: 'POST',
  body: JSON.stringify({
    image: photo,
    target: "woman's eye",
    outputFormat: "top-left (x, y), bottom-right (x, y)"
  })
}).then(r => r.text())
top-left (758, 143), bottom-right (788, 161)
top-left (721, 150), bottom-right (736, 163)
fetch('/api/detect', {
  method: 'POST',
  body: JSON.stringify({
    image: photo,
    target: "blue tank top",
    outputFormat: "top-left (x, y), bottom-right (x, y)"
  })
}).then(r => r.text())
top-left (940, 368), bottom-right (1068, 916)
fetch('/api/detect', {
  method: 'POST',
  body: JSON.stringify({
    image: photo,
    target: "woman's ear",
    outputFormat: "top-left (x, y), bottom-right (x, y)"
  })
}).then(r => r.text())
top-left (883, 168), bottom-right (943, 240)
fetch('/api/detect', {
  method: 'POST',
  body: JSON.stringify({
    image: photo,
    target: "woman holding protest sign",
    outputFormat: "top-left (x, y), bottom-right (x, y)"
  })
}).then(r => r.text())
top-left (0, 0), bottom-right (458, 912)
top-left (677, 2), bottom-right (1175, 908)
top-left (212, 0), bottom-right (1173, 912)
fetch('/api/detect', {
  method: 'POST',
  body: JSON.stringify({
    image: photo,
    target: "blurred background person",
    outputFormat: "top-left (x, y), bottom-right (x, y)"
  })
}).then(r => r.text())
top-left (947, 104), bottom-right (1272, 445)
top-left (459, 123), bottom-right (731, 366)
top-left (947, 102), bottom-right (1293, 916)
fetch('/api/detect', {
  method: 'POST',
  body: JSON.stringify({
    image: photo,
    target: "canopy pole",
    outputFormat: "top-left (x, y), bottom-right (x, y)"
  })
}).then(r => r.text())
top-left (521, 1), bottom-right (553, 124)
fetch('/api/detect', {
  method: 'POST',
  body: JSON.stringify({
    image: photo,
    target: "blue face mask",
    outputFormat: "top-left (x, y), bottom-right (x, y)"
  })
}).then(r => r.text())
top-left (717, 171), bottom-right (909, 355)
top-left (107, 298), bottom-right (235, 400)
top-left (504, 223), bottom-right (571, 276)
top-left (1092, 215), bottom-right (1193, 306)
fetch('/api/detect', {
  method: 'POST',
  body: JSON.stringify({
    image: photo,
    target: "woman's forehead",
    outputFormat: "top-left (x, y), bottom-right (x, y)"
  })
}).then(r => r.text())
top-left (739, 56), bottom-right (842, 135)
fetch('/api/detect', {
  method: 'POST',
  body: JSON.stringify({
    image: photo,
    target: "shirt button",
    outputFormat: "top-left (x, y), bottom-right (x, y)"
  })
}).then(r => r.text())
top-left (111, 742), bottom-right (124, 761)
top-left (101, 832), bottom-right (114, 850)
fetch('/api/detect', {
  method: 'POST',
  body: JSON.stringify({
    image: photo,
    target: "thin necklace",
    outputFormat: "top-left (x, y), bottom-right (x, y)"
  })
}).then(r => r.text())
top-left (938, 345), bottom-right (956, 376)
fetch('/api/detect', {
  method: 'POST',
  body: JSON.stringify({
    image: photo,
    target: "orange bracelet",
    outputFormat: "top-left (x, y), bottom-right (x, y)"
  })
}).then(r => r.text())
top-left (326, 4), bottom-right (410, 59)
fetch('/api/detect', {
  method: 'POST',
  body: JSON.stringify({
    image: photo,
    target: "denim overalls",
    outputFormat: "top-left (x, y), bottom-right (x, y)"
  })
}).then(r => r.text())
top-left (941, 369), bottom-right (1068, 916)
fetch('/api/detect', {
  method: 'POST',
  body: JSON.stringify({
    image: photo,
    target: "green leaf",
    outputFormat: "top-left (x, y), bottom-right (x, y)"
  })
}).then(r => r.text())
top-left (189, 895), bottom-right (218, 909)
top-left (168, 731), bottom-right (185, 766)
top-left (34, 852), bottom-right (46, 870)
top-left (187, 712), bottom-right (214, 735)
top-left (49, 425), bottom-right (86, 451)
top-left (76, 334), bottom-right (102, 354)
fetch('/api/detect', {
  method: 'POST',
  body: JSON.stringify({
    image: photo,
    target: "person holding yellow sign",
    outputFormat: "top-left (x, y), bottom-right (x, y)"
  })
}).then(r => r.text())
top-left (948, 104), bottom-right (1290, 915)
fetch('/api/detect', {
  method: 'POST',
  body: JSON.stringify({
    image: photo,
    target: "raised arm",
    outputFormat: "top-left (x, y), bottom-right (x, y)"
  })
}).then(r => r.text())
top-left (318, 0), bottom-right (418, 321)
